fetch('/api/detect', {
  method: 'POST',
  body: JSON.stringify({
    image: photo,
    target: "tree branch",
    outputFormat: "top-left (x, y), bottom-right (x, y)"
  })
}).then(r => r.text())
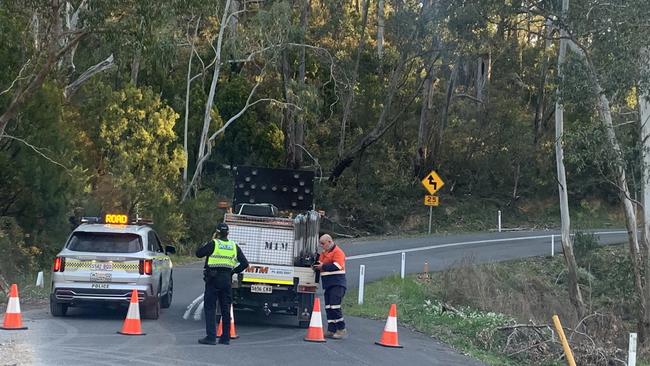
top-left (0, 134), bottom-right (70, 172)
top-left (454, 93), bottom-right (485, 104)
top-left (0, 28), bottom-right (88, 136)
top-left (64, 53), bottom-right (115, 100)
top-left (0, 59), bottom-right (33, 97)
top-left (296, 144), bottom-right (323, 182)
top-left (182, 79), bottom-right (300, 201)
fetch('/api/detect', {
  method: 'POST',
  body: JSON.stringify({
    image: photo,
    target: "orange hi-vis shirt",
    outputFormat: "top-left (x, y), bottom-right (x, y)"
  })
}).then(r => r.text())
top-left (319, 245), bottom-right (347, 289)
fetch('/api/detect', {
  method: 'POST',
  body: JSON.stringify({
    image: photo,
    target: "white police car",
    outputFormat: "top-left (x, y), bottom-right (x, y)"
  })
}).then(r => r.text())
top-left (49, 214), bottom-right (175, 319)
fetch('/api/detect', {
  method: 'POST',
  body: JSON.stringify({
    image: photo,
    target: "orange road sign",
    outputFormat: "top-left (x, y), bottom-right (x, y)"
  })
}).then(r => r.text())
top-left (424, 195), bottom-right (439, 206)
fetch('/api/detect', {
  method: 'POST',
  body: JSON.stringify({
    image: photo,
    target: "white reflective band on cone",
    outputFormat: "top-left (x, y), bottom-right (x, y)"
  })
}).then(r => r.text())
top-left (309, 311), bottom-right (323, 328)
top-left (384, 316), bottom-right (397, 332)
top-left (126, 303), bottom-right (141, 320)
top-left (7, 297), bottom-right (20, 313)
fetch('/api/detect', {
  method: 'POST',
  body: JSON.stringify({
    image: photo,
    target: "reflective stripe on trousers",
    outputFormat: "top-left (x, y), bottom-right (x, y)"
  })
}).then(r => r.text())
top-left (324, 285), bottom-right (346, 332)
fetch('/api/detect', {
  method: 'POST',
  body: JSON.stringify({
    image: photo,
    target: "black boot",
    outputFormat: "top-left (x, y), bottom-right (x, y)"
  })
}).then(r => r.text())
top-left (218, 338), bottom-right (230, 345)
top-left (198, 337), bottom-right (217, 345)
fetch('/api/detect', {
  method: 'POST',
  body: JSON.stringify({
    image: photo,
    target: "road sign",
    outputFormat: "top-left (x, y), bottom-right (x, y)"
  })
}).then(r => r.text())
top-left (421, 170), bottom-right (444, 195)
top-left (424, 195), bottom-right (439, 206)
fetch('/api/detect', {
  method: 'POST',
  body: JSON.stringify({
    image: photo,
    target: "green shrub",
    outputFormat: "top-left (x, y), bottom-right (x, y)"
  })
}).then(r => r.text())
top-left (573, 231), bottom-right (599, 265)
top-left (178, 190), bottom-right (223, 255)
top-left (0, 217), bottom-right (40, 283)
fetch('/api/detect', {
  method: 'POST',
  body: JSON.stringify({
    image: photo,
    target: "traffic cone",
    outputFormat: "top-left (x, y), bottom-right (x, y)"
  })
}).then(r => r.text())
top-left (117, 289), bottom-right (145, 336)
top-left (1, 284), bottom-right (27, 330)
top-left (303, 297), bottom-right (326, 342)
top-left (375, 303), bottom-right (403, 348)
top-left (217, 304), bottom-right (239, 339)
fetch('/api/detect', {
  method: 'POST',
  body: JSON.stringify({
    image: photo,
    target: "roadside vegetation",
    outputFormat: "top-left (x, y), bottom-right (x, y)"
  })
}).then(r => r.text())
top-left (1, 1), bottom-right (650, 363)
top-left (345, 237), bottom-right (647, 365)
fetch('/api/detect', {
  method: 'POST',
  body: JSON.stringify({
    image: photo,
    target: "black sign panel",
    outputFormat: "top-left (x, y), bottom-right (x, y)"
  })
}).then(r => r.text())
top-left (233, 166), bottom-right (315, 210)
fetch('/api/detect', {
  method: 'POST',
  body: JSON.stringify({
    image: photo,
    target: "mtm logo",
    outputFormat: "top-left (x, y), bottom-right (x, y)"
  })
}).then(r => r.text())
top-left (265, 241), bottom-right (288, 251)
top-left (245, 265), bottom-right (269, 274)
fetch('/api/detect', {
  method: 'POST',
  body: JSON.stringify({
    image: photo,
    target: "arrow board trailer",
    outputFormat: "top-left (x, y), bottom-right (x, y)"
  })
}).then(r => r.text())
top-left (227, 211), bottom-right (320, 328)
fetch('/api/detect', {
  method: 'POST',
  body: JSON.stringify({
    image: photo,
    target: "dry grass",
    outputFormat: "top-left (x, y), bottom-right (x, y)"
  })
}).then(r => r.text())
top-left (428, 250), bottom-right (638, 364)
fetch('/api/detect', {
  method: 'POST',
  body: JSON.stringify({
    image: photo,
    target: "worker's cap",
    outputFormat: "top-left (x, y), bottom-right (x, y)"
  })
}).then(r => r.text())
top-left (216, 222), bottom-right (229, 233)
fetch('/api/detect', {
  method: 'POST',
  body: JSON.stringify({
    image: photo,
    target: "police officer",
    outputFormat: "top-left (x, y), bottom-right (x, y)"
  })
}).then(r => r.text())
top-left (196, 222), bottom-right (249, 345)
top-left (313, 234), bottom-right (347, 339)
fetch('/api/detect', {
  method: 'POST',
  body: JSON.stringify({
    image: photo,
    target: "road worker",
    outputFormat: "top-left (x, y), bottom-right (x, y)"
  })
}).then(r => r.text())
top-left (312, 234), bottom-right (347, 339)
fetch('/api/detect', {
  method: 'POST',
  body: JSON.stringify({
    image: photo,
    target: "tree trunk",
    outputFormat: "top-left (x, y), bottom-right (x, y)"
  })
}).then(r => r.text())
top-left (641, 47), bottom-right (650, 332)
top-left (597, 88), bottom-right (648, 341)
top-left (338, 0), bottom-right (370, 158)
top-left (475, 53), bottom-right (490, 104)
top-left (130, 47), bottom-right (141, 86)
top-left (533, 19), bottom-right (552, 144)
top-left (376, 0), bottom-right (384, 60)
top-left (281, 50), bottom-right (296, 168)
top-left (415, 73), bottom-right (433, 177)
top-left (555, 0), bottom-right (586, 320)
top-left (229, 0), bottom-right (239, 35)
top-left (433, 63), bottom-right (456, 162)
top-left (183, 19), bottom-right (200, 186)
top-left (195, 0), bottom-right (232, 180)
top-left (330, 47), bottom-right (410, 183)
top-left (295, 0), bottom-right (310, 168)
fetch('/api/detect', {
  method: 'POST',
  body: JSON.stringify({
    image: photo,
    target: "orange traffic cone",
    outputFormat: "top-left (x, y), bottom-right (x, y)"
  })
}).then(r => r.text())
top-left (375, 303), bottom-right (403, 348)
top-left (217, 304), bottom-right (239, 339)
top-left (1, 284), bottom-right (27, 330)
top-left (117, 290), bottom-right (145, 336)
top-left (304, 297), bottom-right (326, 342)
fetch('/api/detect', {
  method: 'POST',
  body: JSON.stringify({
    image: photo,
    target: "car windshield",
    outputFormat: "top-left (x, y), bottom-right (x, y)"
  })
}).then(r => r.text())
top-left (67, 232), bottom-right (142, 253)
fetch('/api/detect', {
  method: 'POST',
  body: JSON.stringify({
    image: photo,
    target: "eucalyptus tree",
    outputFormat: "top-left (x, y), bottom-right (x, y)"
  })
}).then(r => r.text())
top-left (512, 0), bottom-right (650, 339)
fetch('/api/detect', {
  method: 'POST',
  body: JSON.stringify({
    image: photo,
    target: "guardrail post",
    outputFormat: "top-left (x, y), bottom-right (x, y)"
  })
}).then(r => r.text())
top-left (551, 235), bottom-right (555, 257)
top-left (498, 210), bottom-right (502, 232)
top-left (629, 332), bottom-right (637, 366)
top-left (400, 252), bottom-right (405, 279)
top-left (36, 271), bottom-right (44, 287)
top-left (358, 264), bottom-right (365, 305)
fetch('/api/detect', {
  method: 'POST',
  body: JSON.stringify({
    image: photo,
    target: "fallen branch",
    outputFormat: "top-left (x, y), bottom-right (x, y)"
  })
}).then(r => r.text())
top-left (498, 324), bottom-right (552, 330)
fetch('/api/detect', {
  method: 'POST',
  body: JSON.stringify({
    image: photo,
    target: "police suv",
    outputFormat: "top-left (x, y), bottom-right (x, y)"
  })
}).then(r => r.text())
top-left (49, 214), bottom-right (175, 319)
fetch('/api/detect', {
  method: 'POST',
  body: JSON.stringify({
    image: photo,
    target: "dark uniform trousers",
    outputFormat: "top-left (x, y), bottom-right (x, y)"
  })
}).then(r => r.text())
top-left (204, 269), bottom-right (232, 341)
top-left (324, 285), bottom-right (346, 333)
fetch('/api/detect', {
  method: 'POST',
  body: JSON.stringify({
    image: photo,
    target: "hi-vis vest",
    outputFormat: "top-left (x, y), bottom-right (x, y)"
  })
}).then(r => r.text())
top-left (207, 239), bottom-right (237, 269)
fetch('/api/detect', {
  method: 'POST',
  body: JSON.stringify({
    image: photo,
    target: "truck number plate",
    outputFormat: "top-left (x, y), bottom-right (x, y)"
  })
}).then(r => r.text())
top-left (90, 262), bottom-right (113, 271)
top-left (91, 283), bottom-right (109, 289)
top-left (90, 272), bottom-right (112, 282)
top-left (251, 284), bottom-right (272, 294)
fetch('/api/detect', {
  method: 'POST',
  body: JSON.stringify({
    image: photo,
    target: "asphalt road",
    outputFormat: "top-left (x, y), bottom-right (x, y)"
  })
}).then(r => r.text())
top-left (0, 229), bottom-right (628, 366)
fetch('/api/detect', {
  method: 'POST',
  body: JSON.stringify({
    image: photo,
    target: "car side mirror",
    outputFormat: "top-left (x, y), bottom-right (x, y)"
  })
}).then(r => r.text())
top-left (165, 245), bottom-right (176, 254)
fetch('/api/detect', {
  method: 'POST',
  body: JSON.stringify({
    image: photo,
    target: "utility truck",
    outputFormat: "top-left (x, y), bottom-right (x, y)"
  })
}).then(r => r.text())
top-left (226, 166), bottom-right (320, 328)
